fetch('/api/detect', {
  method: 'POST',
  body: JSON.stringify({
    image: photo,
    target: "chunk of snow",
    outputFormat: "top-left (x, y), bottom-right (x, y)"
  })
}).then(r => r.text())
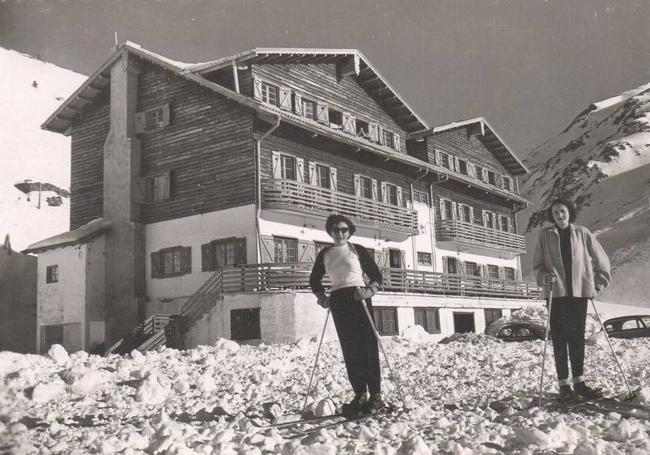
top-left (214, 338), bottom-right (240, 354)
top-left (48, 344), bottom-right (70, 364)
top-left (32, 381), bottom-right (66, 403)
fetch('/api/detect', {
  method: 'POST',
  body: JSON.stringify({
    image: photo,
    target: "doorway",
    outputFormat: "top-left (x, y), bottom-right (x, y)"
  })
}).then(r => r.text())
top-left (453, 312), bottom-right (475, 333)
top-left (388, 249), bottom-right (402, 268)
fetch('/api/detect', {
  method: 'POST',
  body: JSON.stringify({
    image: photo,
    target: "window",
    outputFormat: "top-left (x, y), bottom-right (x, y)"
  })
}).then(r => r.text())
top-left (473, 208), bottom-right (483, 224)
top-left (413, 190), bottom-right (429, 206)
top-left (484, 309), bottom-right (503, 326)
top-left (475, 166), bottom-right (484, 181)
top-left (356, 119), bottom-right (370, 137)
top-left (414, 308), bottom-right (440, 334)
top-left (461, 205), bottom-right (471, 223)
top-left (382, 130), bottom-right (395, 149)
top-left (465, 261), bottom-right (481, 276)
top-left (417, 252), bottom-right (432, 266)
top-left (443, 200), bottom-right (453, 219)
top-left (384, 184), bottom-right (398, 206)
top-left (444, 257), bottom-right (458, 274)
top-left (231, 308), bottom-right (260, 341)
top-left (487, 171), bottom-right (496, 185)
top-left (302, 99), bottom-right (316, 120)
top-left (486, 265), bottom-right (499, 279)
top-left (152, 246), bottom-right (192, 278)
top-left (642, 317), bottom-right (650, 328)
top-left (485, 212), bottom-right (494, 229)
top-left (145, 171), bottom-right (172, 202)
top-left (440, 153), bottom-right (451, 169)
top-left (261, 81), bottom-right (278, 106)
top-left (622, 319), bottom-right (641, 330)
top-left (274, 237), bottom-right (298, 263)
top-left (388, 249), bottom-right (403, 268)
top-left (315, 242), bottom-right (333, 256)
top-left (502, 176), bottom-right (512, 191)
top-left (373, 307), bottom-right (398, 335)
top-left (135, 104), bottom-right (171, 133)
top-left (500, 216), bottom-right (510, 232)
top-left (329, 109), bottom-right (343, 129)
top-left (504, 267), bottom-right (516, 281)
top-left (280, 154), bottom-right (296, 180)
top-left (202, 238), bottom-right (246, 271)
top-left (458, 160), bottom-right (468, 175)
top-left (315, 164), bottom-right (330, 189)
top-left (359, 176), bottom-right (373, 199)
top-left (46, 265), bottom-right (59, 283)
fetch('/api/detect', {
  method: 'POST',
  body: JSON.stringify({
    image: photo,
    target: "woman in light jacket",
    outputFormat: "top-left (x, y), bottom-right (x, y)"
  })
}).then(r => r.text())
top-left (533, 198), bottom-right (611, 402)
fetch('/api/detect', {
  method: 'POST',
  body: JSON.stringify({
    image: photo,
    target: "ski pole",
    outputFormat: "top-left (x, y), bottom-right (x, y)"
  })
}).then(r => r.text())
top-left (538, 282), bottom-right (553, 408)
top-left (359, 297), bottom-right (407, 409)
top-left (590, 298), bottom-right (635, 399)
top-left (302, 307), bottom-right (330, 416)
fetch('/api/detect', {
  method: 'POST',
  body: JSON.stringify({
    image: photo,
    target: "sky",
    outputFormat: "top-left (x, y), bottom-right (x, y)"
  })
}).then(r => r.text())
top-left (1, 0), bottom-right (649, 157)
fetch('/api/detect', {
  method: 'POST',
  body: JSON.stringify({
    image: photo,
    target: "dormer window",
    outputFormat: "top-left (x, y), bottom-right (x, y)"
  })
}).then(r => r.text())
top-left (439, 152), bottom-right (451, 170)
top-left (356, 119), bottom-right (370, 138)
top-left (502, 176), bottom-right (512, 191)
top-left (458, 160), bottom-right (468, 176)
top-left (487, 170), bottom-right (496, 185)
top-left (475, 166), bottom-right (484, 181)
top-left (302, 98), bottom-right (316, 120)
top-left (261, 81), bottom-right (279, 106)
top-left (329, 109), bottom-right (343, 129)
top-left (382, 130), bottom-right (395, 149)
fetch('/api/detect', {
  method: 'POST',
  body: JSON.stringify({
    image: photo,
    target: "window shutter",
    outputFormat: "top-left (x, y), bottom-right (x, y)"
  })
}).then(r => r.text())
top-left (368, 123), bottom-right (379, 142)
top-left (380, 182), bottom-right (387, 203)
top-left (372, 179), bottom-right (379, 201)
top-left (342, 112), bottom-right (355, 133)
top-left (253, 78), bottom-right (263, 100)
top-left (377, 126), bottom-right (384, 145)
top-left (297, 239), bottom-right (314, 262)
top-left (151, 252), bottom-right (161, 278)
top-left (515, 269), bottom-right (522, 281)
top-left (353, 174), bottom-right (361, 197)
top-left (468, 163), bottom-right (475, 178)
top-left (494, 214), bottom-right (501, 231)
top-left (458, 261), bottom-right (467, 275)
top-left (329, 168), bottom-right (338, 191)
top-left (469, 207), bottom-right (475, 224)
top-left (161, 103), bottom-right (171, 127)
top-left (439, 199), bottom-right (446, 220)
top-left (394, 133), bottom-right (401, 151)
top-left (507, 218), bottom-right (513, 233)
top-left (316, 102), bottom-right (329, 124)
top-left (296, 158), bottom-right (305, 183)
top-left (293, 93), bottom-right (303, 116)
top-left (181, 247), bottom-right (192, 274)
top-left (399, 250), bottom-right (407, 268)
top-left (442, 257), bottom-right (448, 273)
top-left (135, 112), bottom-right (146, 134)
top-left (279, 87), bottom-right (292, 110)
top-left (308, 162), bottom-right (317, 186)
top-left (259, 236), bottom-right (275, 263)
top-left (396, 187), bottom-right (403, 207)
top-left (380, 248), bottom-right (390, 267)
top-left (201, 243), bottom-right (214, 272)
top-left (235, 238), bottom-right (247, 265)
top-left (451, 202), bottom-right (458, 220)
top-left (483, 169), bottom-right (489, 182)
top-left (271, 151), bottom-right (281, 179)
top-left (481, 210), bottom-right (487, 227)
top-left (160, 171), bottom-right (171, 200)
top-left (453, 157), bottom-right (459, 172)
top-left (498, 266), bottom-right (505, 280)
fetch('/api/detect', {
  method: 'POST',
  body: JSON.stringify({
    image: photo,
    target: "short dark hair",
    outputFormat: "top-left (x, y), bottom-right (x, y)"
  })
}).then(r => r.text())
top-left (325, 214), bottom-right (356, 237)
top-left (546, 198), bottom-right (577, 223)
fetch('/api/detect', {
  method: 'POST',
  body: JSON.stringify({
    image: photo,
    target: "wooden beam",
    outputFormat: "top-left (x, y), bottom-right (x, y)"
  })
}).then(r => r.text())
top-left (232, 60), bottom-right (240, 93)
top-left (336, 55), bottom-right (360, 78)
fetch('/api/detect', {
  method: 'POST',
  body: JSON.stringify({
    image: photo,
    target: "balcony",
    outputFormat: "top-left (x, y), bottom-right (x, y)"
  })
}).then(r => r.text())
top-left (217, 263), bottom-right (542, 300)
top-left (436, 219), bottom-right (526, 255)
top-left (262, 178), bottom-right (419, 234)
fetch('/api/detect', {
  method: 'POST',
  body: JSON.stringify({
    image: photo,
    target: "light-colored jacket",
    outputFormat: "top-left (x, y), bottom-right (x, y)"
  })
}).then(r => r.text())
top-left (532, 224), bottom-right (611, 299)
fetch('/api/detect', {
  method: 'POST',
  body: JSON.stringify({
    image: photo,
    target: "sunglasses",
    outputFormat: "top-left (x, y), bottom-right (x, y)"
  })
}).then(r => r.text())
top-left (331, 227), bottom-right (349, 234)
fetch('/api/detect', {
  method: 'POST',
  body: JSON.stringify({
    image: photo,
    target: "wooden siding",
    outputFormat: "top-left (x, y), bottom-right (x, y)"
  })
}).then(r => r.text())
top-left (433, 186), bottom-right (515, 230)
top-left (260, 134), bottom-right (413, 201)
top-left (252, 63), bottom-right (407, 153)
top-left (137, 63), bottom-right (256, 224)
top-left (427, 127), bottom-right (511, 176)
top-left (69, 93), bottom-right (109, 230)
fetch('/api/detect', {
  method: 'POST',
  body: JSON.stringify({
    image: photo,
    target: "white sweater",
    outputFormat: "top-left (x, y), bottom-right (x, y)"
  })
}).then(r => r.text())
top-left (324, 243), bottom-right (366, 291)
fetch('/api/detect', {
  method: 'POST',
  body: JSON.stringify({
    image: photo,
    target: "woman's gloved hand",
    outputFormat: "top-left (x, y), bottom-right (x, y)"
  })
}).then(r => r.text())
top-left (316, 293), bottom-right (330, 308)
top-left (353, 286), bottom-right (375, 301)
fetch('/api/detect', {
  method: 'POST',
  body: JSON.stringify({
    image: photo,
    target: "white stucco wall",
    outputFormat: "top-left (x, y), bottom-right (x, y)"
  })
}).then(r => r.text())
top-left (145, 205), bottom-right (257, 301)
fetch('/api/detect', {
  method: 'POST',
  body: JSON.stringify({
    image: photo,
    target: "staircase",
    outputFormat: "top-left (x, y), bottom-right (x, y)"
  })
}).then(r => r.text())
top-left (104, 269), bottom-right (224, 355)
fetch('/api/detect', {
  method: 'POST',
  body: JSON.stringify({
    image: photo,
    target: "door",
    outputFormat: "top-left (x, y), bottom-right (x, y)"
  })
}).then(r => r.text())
top-left (41, 324), bottom-right (64, 353)
top-left (230, 308), bottom-right (261, 341)
top-left (388, 249), bottom-right (402, 268)
top-left (453, 312), bottom-right (475, 333)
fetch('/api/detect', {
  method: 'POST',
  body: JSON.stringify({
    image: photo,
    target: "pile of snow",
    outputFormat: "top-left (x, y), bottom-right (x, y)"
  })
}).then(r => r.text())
top-left (2, 334), bottom-right (650, 453)
top-left (0, 47), bottom-right (85, 251)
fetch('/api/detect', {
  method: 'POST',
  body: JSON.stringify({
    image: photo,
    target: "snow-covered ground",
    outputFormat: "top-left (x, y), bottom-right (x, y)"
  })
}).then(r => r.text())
top-left (0, 47), bottom-right (85, 251)
top-left (2, 328), bottom-right (649, 455)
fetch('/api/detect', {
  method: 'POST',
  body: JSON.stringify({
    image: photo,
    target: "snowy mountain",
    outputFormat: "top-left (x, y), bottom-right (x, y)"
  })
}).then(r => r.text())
top-left (0, 47), bottom-right (85, 251)
top-left (519, 82), bottom-right (650, 308)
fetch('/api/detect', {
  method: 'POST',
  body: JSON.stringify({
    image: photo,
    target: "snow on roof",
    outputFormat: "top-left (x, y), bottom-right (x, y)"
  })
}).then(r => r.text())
top-left (23, 217), bottom-right (111, 254)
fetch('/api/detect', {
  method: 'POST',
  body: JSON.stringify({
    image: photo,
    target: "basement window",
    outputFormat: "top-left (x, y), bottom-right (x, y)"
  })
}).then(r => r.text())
top-left (46, 265), bottom-right (59, 283)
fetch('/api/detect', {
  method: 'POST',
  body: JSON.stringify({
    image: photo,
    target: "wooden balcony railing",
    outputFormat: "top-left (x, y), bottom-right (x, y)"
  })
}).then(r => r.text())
top-left (262, 178), bottom-right (419, 233)
top-left (217, 262), bottom-right (541, 300)
top-left (435, 219), bottom-right (527, 254)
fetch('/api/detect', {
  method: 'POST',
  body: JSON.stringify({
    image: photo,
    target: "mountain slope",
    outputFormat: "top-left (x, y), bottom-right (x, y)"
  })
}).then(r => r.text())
top-left (519, 83), bottom-right (650, 307)
top-left (0, 47), bottom-right (85, 251)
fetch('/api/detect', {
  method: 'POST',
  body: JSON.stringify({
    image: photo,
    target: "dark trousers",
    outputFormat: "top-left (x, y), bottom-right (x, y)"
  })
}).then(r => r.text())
top-left (329, 287), bottom-right (381, 396)
top-left (550, 297), bottom-right (588, 382)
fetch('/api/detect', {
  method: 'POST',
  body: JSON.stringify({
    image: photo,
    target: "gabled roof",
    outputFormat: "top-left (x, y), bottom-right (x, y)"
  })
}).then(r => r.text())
top-left (184, 47), bottom-right (429, 133)
top-left (23, 218), bottom-right (111, 254)
top-left (411, 117), bottom-right (529, 176)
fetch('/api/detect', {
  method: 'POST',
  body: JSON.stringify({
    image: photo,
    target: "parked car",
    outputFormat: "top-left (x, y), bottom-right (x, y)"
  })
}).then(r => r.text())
top-left (603, 315), bottom-right (650, 339)
top-left (485, 320), bottom-right (546, 342)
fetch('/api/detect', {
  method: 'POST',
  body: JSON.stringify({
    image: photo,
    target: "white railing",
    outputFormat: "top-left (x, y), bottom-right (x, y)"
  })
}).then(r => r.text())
top-left (262, 178), bottom-right (419, 233)
top-left (436, 219), bottom-right (526, 253)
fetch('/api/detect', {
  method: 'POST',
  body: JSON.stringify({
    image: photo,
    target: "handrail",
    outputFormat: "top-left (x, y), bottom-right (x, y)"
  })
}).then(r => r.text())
top-left (436, 218), bottom-right (526, 253)
top-left (262, 178), bottom-right (419, 233)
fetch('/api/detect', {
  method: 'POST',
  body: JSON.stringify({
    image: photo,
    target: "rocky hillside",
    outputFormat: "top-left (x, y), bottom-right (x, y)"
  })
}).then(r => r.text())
top-left (519, 83), bottom-right (650, 307)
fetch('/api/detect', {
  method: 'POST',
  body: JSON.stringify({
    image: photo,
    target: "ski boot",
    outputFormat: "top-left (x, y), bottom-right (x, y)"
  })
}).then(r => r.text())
top-left (574, 382), bottom-right (603, 401)
top-left (341, 394), bottom-right (365, 417)
top-left (558, 385), bottom-right (576, 405)
top-left (361, 393), bottom-right (386, 414)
